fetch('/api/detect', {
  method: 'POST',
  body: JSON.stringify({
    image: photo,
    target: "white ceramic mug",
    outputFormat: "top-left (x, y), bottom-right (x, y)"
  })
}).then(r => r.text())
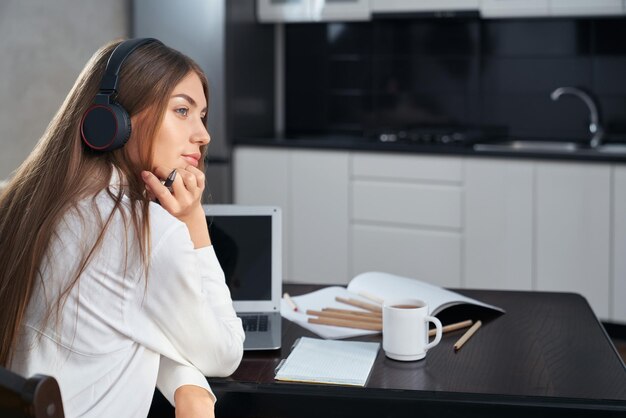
top-left (382, 299), bottom-right (443, 361)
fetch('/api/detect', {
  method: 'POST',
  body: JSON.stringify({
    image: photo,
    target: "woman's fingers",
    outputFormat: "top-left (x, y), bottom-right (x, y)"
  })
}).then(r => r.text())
top-left (141, 170), bottom-right (177, 207)
top-left (185, 165), bottom-right (206, 190)
top-left (142, 166), bottom-right (206, 218)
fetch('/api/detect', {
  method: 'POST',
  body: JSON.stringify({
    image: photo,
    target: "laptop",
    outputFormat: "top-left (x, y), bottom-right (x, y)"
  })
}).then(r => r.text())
top-left (203, 204), bottom-right (282, 351)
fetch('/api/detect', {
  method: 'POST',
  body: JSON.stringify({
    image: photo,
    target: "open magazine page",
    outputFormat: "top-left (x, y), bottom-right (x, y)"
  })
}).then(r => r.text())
top-left (347, 272), bottom-right (505, 316)
top-left (280, 287), bottom-right (380, 339)
top-left (281, 272), bottom-right (504, 339)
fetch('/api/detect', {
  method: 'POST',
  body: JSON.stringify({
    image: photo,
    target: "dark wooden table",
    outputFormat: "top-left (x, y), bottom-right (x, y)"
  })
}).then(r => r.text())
top-left (203, 285), bottom-right (626, 418)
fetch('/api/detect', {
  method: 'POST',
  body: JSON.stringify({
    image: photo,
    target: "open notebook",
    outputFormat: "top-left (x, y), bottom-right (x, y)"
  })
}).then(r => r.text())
top-left (275, 337), bottom-right (380, 386)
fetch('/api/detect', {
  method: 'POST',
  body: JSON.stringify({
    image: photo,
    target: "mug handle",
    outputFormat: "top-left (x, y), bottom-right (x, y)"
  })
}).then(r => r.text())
top-left (424, 316), bottom-right (442, 350)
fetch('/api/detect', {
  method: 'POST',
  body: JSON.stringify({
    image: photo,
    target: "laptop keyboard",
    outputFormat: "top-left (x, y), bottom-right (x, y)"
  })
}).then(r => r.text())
top-left (240, 314), bottom-right (269, 332)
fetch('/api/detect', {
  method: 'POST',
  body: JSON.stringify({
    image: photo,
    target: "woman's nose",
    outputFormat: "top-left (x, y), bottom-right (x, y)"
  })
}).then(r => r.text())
top-left (193, 125), bottom-right (210, 145)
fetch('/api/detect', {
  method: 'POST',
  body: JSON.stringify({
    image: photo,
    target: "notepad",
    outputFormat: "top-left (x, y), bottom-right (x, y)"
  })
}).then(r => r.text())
top-left (275, 337), bottom-right (380, 386)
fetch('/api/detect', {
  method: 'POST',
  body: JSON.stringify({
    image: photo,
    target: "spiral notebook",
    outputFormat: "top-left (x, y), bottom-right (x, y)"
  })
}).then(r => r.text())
top-left (274, 337), bottom-right (380, 386)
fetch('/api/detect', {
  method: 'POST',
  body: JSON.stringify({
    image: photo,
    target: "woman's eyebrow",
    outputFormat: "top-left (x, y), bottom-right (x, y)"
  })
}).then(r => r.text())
top-left (171, 93), bottom-right (207, 112)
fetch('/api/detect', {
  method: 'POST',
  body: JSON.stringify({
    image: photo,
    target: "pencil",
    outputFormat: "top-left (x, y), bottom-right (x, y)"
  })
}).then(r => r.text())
top-left (335, 296), bottom-right (382, 313)
top-left (429, 319), bottom-right (473, 337)
top-left (453, 320), bottom-right (482, 352)
top-left (283, 292), bottom-right (299, 312)
top-left (322, 308), bottom-right (382, 318)
top-left (308, 316), bottom-right (382, 331)
top-left (307, 310), bottom-right (382, 324)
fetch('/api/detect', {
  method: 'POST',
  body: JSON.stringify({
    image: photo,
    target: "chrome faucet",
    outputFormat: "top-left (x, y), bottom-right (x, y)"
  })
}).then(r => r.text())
top-left (550, 87), bottom-right (604, 148)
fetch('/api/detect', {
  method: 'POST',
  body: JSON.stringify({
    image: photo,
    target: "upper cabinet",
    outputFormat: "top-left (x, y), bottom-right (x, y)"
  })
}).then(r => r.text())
top-left (550, 0), bottom-right (623, 16)
top-left (257, 0), bottom-right (310, 22)
top-left (370, 0), bottom-right (479, 13)
top-left (257, 0), bottom-right (370, 23)
top-left (258, 0), bottom-right (625, 22)
top-left (480, 0), bottom-right (624, 17)
top-left (480, 0), bottom-right (548, 17)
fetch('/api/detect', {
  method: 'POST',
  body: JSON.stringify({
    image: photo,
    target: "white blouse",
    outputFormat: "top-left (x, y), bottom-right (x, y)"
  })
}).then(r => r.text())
top-left (10, 187), bottom-right (245, 418)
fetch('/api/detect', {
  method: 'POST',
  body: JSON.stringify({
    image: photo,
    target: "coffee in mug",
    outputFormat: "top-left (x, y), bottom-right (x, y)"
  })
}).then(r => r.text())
top-left (382, 298), bottom-right (442, 361)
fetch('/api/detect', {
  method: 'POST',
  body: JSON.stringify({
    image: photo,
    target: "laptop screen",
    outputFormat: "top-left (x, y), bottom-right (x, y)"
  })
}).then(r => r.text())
top-left (207, 214), bottom-right (272, 302)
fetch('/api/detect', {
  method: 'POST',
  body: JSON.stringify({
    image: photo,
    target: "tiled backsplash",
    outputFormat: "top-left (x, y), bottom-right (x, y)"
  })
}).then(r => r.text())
top-left (285, 17), bottom-right (626, 141)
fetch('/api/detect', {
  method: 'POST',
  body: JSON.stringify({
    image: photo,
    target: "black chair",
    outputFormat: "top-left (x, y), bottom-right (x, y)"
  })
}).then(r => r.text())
top-left (0, 367), bottom-right (64, 418)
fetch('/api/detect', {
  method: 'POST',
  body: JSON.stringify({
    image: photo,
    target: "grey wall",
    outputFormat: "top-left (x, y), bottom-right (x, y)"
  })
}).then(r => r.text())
top-left (0, 0), bottom-right (130, 180)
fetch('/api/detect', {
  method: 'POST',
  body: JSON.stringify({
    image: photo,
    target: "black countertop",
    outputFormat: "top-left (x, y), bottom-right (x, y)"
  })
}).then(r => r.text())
top-left (234, 135), bottom-right (626, 164)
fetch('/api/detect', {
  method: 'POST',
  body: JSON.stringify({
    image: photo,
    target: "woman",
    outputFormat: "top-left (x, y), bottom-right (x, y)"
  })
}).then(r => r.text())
top-left (0, 38), bottom-right (244, 417)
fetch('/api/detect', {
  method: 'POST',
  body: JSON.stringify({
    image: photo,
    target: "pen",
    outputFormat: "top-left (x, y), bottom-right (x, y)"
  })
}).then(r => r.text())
top-left (283, 292), bottom-right (299, 312)
top-left (163, 169), bottom-right (177, 191)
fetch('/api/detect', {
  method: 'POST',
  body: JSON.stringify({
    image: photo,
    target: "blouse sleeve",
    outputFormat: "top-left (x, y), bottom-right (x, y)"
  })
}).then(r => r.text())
top-left (156, 356), bottom-right (216, 406)
top-left (125, 220), bottom-right (245, 378)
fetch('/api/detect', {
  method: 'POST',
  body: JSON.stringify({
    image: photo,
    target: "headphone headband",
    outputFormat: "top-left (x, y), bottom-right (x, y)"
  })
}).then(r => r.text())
top-left (99, 38), bottom-right (162, 94)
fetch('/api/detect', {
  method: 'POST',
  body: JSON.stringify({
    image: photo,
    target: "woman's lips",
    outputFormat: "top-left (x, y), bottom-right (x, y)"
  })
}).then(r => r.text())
top-left (182, 154), bottom-right (200, 167)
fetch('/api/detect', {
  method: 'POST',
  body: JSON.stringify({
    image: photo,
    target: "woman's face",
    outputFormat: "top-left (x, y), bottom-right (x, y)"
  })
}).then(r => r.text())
top-left (149, 72), bottom-right (210, 171)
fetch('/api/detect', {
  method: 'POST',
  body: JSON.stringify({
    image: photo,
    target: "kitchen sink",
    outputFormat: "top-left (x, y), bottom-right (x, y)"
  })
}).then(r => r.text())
top-left (473, 140), bottom-right (580, 153)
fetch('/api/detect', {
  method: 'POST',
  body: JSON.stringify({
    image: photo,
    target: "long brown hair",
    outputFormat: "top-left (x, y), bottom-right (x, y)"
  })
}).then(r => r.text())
top-left (0, 39), bottom-right (209, 366)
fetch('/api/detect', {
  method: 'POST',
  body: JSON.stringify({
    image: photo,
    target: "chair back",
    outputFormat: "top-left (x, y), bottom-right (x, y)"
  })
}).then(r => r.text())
top-left (0, 367), bottom-right (64, 418)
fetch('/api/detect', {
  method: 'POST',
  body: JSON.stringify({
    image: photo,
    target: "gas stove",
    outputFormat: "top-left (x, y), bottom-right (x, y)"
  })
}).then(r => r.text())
top-left (370, 127), bottom-right (505, 146)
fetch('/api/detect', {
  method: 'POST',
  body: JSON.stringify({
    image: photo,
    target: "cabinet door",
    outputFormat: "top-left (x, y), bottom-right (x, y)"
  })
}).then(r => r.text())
top-left (371, 0), bottom-right (479, 12)
top-left (480, 0), bottom-right (549, 17)
top-left (257, 0), bottom-right (310, 22)
top-left (550, 0), bottom-right (622, 16)
top-left (316, 0), bottom-right (370, 21)
top-left (350, 153), bottom-right (463, 287)
top-left (464, 159), bottom-right (533, 290)
top-left (352, 225), bottom-right (462, 288)
top-left (613, 166), bottom-right (626, 324)
top-left (233, 147), bottom-right (292, 280)
top-left (290, 150), bottom-right (350, 284)
top-left (535, 162), bottom-right (611, 319)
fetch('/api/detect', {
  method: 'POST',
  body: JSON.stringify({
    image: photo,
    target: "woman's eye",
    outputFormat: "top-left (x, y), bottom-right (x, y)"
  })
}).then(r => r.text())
top-left (175, 108), bottom-right (189, 117)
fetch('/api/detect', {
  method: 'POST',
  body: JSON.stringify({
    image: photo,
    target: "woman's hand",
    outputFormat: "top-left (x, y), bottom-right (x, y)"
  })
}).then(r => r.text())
top-left (142, 166), bottom-right (211, 248)
top-left (174, 385), bottom-right (215, 418)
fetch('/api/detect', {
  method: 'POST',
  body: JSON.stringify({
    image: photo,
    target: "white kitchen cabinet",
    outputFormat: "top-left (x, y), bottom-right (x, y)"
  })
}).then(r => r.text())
top-left (350, 153), bottom-right (463, 287)
top-left (352, 224), bottom-right (462, 288)
top-left (352, 153), bottom-right (463, 183)
top-left (480, 0), bottom-right (549, 17)
top-left (290, 150), bottom-right (350, 284)
top-left (235, 146), bottom-right (623, 322)
top-left (535, 162), bottom-right (611, 319)
top-left (481, 0), bottom-right (623, 17)
top-left (316, 0), bottom-right (370, 21)
top-left (234, 147), bottom-right (349, 284)
top-left (257, 0), bottom-right (370, 23)
top-left (371, 0), bottom-right (479, 13)
top-left (234, 147), bottom-right (292, 279)
top-left (612, 166), bottom-right (626, 324)
top-left (464, 158), bottom-right (533, 291)
top-left (550, 0), bottom-right (623, 16)
top-left (257, 0), bottom-right (310, 22)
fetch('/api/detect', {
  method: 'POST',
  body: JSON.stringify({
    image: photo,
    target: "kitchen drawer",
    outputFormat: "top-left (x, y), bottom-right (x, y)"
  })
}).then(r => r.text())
top-left (351, 154), bottom-right (463, 183)
top-left (351, 224), bottom-right (462, 288)
top-left (352, 181), bottom-right (462, 229)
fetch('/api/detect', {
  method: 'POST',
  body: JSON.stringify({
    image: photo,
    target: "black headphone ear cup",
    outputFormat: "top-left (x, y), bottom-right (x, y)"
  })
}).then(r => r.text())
top-left (109, 102), bottom-right (132, 151)
top-left (80, 102), bottom-right (131, 151)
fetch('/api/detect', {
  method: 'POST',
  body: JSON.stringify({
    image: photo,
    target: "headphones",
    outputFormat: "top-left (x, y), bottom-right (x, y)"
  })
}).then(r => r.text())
top-left (80, 38), bottom-right (162, 152)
